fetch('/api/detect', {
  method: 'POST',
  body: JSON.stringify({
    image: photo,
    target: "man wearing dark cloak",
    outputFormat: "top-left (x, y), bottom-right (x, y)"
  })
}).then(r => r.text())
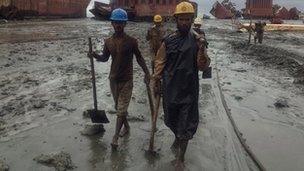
top-left (152, 2), bottom-right (210, 170)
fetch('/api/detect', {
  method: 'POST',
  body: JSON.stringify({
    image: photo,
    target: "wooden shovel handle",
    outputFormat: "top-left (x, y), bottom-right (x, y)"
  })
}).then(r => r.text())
top-left (88, 38), bottom-right (98, 111)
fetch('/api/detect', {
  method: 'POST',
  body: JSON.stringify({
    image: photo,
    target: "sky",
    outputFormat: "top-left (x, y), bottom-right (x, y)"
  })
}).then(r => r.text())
top-left (87, 0), bottom-right (304, 17)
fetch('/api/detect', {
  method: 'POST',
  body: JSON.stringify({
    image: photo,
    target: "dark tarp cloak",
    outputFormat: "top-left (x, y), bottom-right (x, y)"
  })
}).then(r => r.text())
top-left (162, 32), bottom-right (200, 140)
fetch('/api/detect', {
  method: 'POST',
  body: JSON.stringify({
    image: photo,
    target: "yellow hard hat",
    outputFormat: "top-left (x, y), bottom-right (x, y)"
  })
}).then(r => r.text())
top-left (154, 15), bottom-right (162, 23)
top-left (194, 17), bottom-right (202, 25)
top-left (174, 1), bottom-right (195, 16)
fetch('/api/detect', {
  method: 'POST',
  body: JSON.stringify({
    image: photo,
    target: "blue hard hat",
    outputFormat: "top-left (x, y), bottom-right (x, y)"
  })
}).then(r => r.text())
top-left (110, 8), bottom-right (128, 22)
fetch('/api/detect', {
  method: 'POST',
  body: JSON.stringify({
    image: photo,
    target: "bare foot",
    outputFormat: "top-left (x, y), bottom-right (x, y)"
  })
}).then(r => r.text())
top-left (119, 126), bottom-right (130, 137)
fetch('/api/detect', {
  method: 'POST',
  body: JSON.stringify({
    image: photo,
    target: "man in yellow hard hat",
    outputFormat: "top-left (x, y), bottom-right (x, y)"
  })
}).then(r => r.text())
top-left (153, 2), bottom-right (210, 170)
top-left (146, 14), bottom-right (166, 73)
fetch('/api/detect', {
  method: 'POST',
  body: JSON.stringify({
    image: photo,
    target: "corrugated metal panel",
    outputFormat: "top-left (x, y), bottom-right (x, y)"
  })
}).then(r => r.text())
top-left (245, 0), bottom-right (273, 18)
top-left (11, 0), bottom-right (38, 11)
top-left (6, 0), bottom-right (90, 18)
top-left (0, 0), bottom-right (11, 7)
top-left (47, 0), bottom-right (89, 17)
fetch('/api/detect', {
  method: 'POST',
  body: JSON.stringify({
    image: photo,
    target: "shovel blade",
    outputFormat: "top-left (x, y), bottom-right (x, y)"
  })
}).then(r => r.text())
top-left (87, 109), bottom-right (110, 123)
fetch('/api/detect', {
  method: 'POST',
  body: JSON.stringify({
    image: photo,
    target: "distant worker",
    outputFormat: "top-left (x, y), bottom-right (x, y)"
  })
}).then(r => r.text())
top-left (254, 21), bottom-right (266, 44)
top-left (88, 8), bottom-right (150, 149)
top-left (193, 17), bottom-right (208, 48)
top-left (193, 17), bottom-right (205, 36)
top-left (146, 14), bottom-right (166, 73)
top-left (153, 2), bottom-right (210, 170)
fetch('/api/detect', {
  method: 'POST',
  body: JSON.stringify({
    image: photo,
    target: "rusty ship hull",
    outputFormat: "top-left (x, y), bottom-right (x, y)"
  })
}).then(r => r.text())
top-left (243, 0), bottom-right (273, 19)
top-left (90, 0), bottom-right (197, 21)
top-left (0, 0), bottom-right (90, 19)
top-left (210, 1), bottom-right (233, 19)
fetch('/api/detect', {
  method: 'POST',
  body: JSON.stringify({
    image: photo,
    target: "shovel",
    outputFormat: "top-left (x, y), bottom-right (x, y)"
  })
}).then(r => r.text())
top-left (87, 37), bottom-right (109, 124)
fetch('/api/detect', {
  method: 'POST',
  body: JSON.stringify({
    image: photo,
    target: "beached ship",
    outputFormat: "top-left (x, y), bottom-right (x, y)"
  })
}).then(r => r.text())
top-left (90, 0), bottom-right (198, 21)
top-left (210, 1), bottom-right (233, 19)
top-left (0, 0), bottom-right (90, 20)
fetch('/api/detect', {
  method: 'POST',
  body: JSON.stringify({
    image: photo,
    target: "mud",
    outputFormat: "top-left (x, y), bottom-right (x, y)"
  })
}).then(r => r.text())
top-left (274, 99), bottom-right (289, 108)
top-left (0, 19), bottom-right (303, 171)
top-left (127, 114), bottom-right (147, 122)
top-left (210, 20), bottom-right (304, 171)
top-left (34, 151), bottom-right (75, 171)
top-left (0, 158), bottom-right (9, 171)
top-left (230, 41), bottom-right (304, 82)
top-left (80, 123), bottom-right (105, 136)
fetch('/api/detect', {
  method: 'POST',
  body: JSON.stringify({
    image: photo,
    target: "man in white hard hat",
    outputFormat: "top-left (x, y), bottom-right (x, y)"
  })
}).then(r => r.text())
top-left (193, 17), bottom-right (208, 49)
top-left (193, 17), bottom-right (205, 36)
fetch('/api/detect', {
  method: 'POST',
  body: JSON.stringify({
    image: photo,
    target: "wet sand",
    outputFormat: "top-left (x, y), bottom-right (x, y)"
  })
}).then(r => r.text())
top-left (0, 18), bottom-right (303, 170)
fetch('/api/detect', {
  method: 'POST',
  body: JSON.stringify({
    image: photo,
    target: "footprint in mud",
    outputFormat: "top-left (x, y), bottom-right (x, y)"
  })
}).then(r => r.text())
top-left (136, 98), bottom-right (147, 104)
top-left (0, 158), bottom-right (9, 171)
top-left (107, 108), bottom-right (117, 114)
top-left (80, 123), bottom-right (105, 136)
top-left (49, 102), bottom-right (76, 112)
top-left (274, 98), bottom-right (289, 108)
top-left (0, 119), bottom-right (7, 133)
top-left (34, 151), bottom-right (76, 171)
top-left (232, 95), bottom-right (244, 101)
top-left (1, 99), bottom-right (27, 117)
top-left (127, 115), bottom-right (146, 122)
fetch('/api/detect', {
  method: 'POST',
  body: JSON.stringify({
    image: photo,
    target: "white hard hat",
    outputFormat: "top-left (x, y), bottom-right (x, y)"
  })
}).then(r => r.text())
top-left (194, 17), bottom-right (202, 25)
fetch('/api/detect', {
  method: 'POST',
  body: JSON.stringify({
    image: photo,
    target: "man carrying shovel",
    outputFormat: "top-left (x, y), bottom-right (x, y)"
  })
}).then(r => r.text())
top-left (152, 1), bottom-right (210, 170)
top-left (88, 8), bottom-right (150, 149)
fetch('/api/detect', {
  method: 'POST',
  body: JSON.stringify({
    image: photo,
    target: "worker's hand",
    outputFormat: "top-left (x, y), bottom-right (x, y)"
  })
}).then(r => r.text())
top-left (87, 51), bottom-right (97, 59)
top-left (196, 34), bottom-right (207, 48)
top-left (144, 74), bottom-right (150, 85)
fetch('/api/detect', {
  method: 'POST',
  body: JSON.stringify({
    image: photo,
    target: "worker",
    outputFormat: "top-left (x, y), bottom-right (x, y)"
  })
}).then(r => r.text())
top-left (193, 17), bottom-right (205, 36)
top-left (152, 2), bottom-right (210, 170)
top-left (254, 21), bottom-right (266, 44)
top-left (146, 14), bottom-right (166, 73)
top-left (193, 17), bottom-right (208, 48)
top-left (88, 8), bottom-right (150, 149)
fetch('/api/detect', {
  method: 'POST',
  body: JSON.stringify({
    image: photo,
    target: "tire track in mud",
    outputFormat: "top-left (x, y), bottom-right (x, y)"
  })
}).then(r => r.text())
top-left (213, 49), bottom-right (266, 171)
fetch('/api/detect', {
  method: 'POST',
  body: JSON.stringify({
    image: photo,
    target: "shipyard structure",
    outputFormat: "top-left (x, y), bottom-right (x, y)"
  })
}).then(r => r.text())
top-left (0, 0), bottom-right (90, 19)
top-left (244, 0), bottom-right (273, 19)
top-left (90, 0), bottom-right (198, 21)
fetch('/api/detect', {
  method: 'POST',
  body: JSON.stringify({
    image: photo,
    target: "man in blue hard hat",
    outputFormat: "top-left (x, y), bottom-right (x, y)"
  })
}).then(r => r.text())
top-left (88, 8), bottom-right (150, 149)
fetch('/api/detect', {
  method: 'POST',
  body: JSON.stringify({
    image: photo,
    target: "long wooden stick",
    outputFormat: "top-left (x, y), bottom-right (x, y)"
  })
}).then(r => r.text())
top-left (248, 11), bottom-right (253, 45)
top-left (146, 83), bottom-right (155, 118)
top-left (146, 83), bottom-right (156, 151)
top-left (88, 38), bottom-right (98, 111)
top-left (149, 91), bottom-right (161, 151)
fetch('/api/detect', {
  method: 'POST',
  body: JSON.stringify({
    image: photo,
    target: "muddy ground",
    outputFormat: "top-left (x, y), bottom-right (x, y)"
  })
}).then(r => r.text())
top-left (0, 19), bottom-right (303, 171)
